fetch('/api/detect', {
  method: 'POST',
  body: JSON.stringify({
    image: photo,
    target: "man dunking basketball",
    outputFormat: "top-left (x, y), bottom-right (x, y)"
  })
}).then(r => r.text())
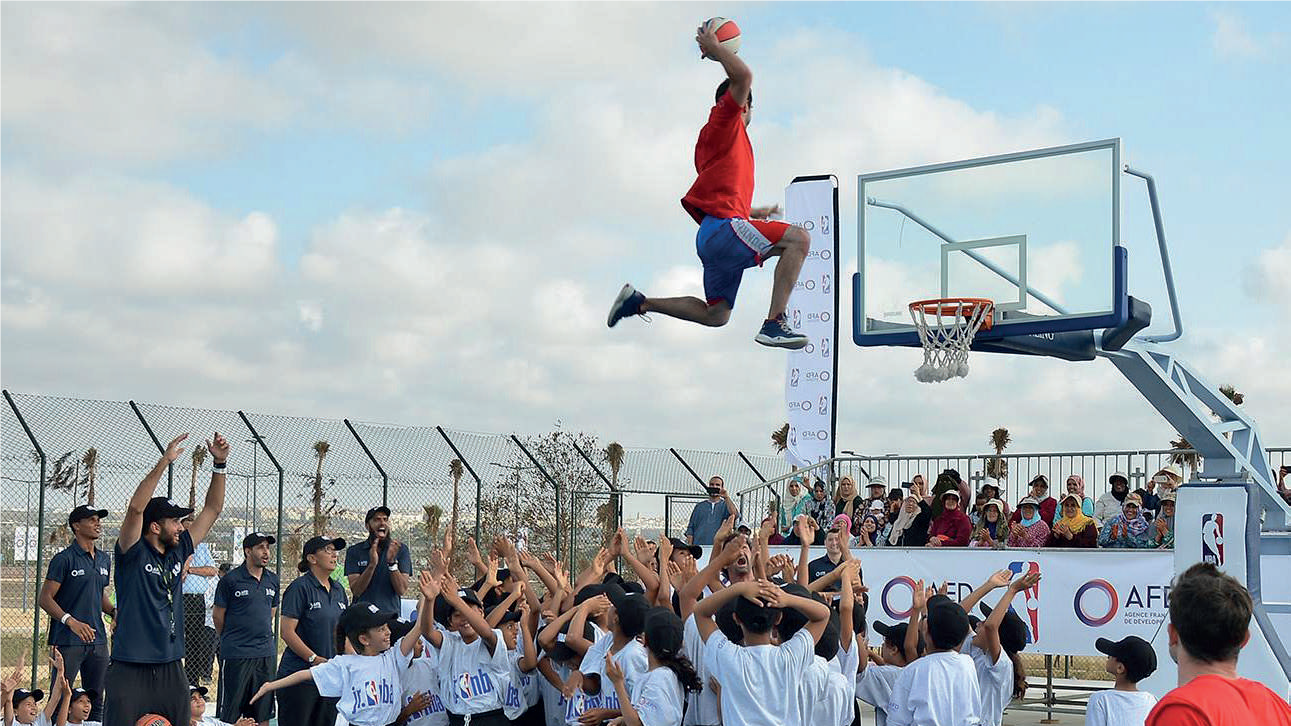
top-left (607, 21), bottom-right (812, 349)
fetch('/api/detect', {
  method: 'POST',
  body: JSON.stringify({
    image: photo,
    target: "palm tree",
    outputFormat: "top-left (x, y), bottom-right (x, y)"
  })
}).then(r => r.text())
top-left (48, 451), bottom-right (77, 495)
top-left (771, 424), bottom-right (789, 454)
top-left (189, 446), bottom-right (208, 509)
top-left (423, 504), bottom-right (443, 549)
top-left (1168, 435), bottom-right (1200, 480)
top-left (986, 428), bottom-right (1011, 482)
top-left (312, 441), bottom-right (330, 536)
top-left (605, 443), bottom-right (624, 490)
top-left (601, 443), bottom-right (625, 544)
top-left (79, 448), bottom-right (98, 506)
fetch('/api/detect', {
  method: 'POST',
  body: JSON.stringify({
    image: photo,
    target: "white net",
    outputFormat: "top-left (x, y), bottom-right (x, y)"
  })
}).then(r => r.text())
top-left (908, 299), bottom-right (994, 383)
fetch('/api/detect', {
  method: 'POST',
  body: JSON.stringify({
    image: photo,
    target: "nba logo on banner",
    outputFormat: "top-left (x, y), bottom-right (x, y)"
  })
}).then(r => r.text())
top-left (1201, 513), bottom-right (1225, 565)
top-left (1008, 560), bottom-right (1041, 643)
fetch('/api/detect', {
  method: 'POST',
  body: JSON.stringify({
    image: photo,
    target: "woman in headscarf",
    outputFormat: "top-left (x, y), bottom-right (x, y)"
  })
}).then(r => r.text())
top-left (834, 475), bottom-right (865, 519)
top-left (1046, 493), bottom-right (1098, 548)
top-left (1098, 493), bottom-right (1155, 548)
top-left (969, 499), bottom-right (1007, 549)
top-left (927, 489), bottom-right (972, 547)
top-left (1151, 491), bottom-right (1176, 549)
top-left (887, 491), bottom-right (932, 547)
top-left (1064, 474), bottom-right (1096, 518)
top-left (1007, 496), bottom-right (1051, 548)
top-left (778, 475), bottom-right (811, 538)
top-left (971, 482), bottom-right (1010, 526)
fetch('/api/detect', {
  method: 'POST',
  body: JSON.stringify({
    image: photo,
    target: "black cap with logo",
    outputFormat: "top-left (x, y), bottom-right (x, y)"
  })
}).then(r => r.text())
top-left (339, 602), bottom-right (398, 635)
top-left (242, 532), bottom-right (276, 548)
top-left (142, 496), bottom-right (194, 525)
top-left (364, 506), bottom-right (392, 523)
top-left (68, 505), bottom-right (109, 526)
top-left (1096, 635), bottom-right (1157, 682)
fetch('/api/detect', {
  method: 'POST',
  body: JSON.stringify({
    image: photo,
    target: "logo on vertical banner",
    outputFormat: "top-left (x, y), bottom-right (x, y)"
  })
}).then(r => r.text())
top-left (1201, 513), bottom-right (1225, 565)
top-left (1008, 560), bottom-right (1041, 643)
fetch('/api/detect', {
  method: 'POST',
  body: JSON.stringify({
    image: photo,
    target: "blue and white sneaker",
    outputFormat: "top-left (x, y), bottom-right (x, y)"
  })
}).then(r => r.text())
top-left (607, 284), bottom-right (646, 328)
top-left (754, 314), bottom-right (809, 349)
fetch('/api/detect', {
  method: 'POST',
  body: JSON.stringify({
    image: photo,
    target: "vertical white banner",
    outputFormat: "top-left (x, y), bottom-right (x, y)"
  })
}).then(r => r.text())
top-left (13, 526), bottom-right (39, 561)
top-left (783, 177), bottom-right (838, 467)
top-left (233, 525), bottom-right (248, 565)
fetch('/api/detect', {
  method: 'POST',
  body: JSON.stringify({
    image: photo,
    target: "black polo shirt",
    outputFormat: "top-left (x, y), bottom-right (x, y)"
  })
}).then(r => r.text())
top-left (277, 570), bottom-right (348, 677)
top-left (213, 563), bottom-right (280, 660)
top-left (45, 542), bottom-right (111, 647)
top-left (112, 530), bottom-right (195, 664)
top-left (807, 553), bottom-right (843, 584)
top-left (344, 538), bottom-right (411, 613)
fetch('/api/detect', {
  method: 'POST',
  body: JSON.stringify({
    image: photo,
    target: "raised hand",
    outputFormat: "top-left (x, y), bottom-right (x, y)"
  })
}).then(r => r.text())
top-left (604, 652), bottom-right (625, 684)
top-left (427, 549), bottom-right (446, 578)
top-left (164, 433), bottom-right (189, 463)
top-left (911, 579), bottom-right (928, 611)
top-left (585, 594), bottom-right (612, 618)
top-left (386, 538), bottom-right (402, 564)
top-left (1010, 572), bottom-right (1042, 592)
top-left (466, 537), bottom-right (484, 567)
top-left (716, 533), bottom-right (744, 565)
top-left (419, 570), bottom-right (441, 601)
top-left (936, 581), bottom-right (949, 597)
top-left (206, 432), bottom-right (230, 463)
top-left (755, 579), bottom-right (784, 607)
top-left (987, 569), bottom-right (1013, 589)
top-left (657, 535), bottom-right (673, 563)
top-left (483, 556), bottom-right (501, 588)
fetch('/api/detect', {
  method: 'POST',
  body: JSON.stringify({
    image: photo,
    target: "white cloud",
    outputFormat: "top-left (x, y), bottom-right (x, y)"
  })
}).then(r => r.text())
top-left (1211, 11), bottom-right (1283, 60)
top-left (1243, 233), bottom-right (1291, 302)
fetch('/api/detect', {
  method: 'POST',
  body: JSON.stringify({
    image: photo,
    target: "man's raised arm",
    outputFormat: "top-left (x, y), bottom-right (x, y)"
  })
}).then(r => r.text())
top-left (119, 433), bottom-right (188, 551)
top-left (696, 22), bottom-right (752, 107)
top-left (187, 433), bottom-right (230, 547)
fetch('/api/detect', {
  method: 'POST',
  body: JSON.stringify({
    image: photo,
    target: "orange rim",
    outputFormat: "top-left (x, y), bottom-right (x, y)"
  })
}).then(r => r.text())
top-left (908, 297), bottom-right (995, 330)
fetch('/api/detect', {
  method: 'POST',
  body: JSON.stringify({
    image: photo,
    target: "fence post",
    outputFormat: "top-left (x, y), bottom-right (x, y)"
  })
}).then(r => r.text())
top-left (344, 419), bottom-right (389, 508)
top-left (5, 390), bottom-right (45, 685)
top-left (436, 427), bottom-right (483, 543)
top-left (571, 441), bottom-right (614, 489)
top-left (1043, 653), bottom-right (1056, 723)
top-left (239, 411), bottom-right (285, 640)
top-left (129, 400), bottom-right (173, 498)
top-left (510, 434), bottom-right (562, 561)
top-left (669, 448), bottom-right (708, 492)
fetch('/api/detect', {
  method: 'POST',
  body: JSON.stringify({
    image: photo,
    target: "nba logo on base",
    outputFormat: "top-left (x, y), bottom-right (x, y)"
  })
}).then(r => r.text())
top-left (1201, 513), bottom-right (1225, 566)
top-left (1008, 560), bottom-right (1041, 643)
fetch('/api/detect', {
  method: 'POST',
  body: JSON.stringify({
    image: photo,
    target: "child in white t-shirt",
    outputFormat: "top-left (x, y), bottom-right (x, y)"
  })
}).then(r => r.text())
top-left (860, 620), bottom-right (925, 726)
top-left (955, 569), bottom-right (1042, 726)
top-left (604, 607), bottom-right (702, 726)
top-left (495, 602), bottom-right (542, 722)
top-left (64, 688), bottom-right (100, 726)
top-left (1086, 636), bottom-right (1159, 726)
top-left (886, 584), bottom-right (982, 726)
top-left (573, 584), bottom-right (650, 724)
top-left (2, 649), bottom-right (68, 726)
top-left (250, 572), bottom-right (438, 725)
top-left (427, 574), bottom-right (513, 726)
top-left (188, 685), bottom-right (254, 726)
top-left (397, 635), bottom-right (449, 726)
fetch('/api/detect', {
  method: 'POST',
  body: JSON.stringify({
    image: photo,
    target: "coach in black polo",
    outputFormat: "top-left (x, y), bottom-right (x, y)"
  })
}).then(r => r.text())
top-left (277, 535), bottom-right (349, 726)
top-left (213, 531), bottom-right (279, 724)
top-left (344, 506), bottom-right (411, 613)
top-left (104, 432), bottom-right (228, 726)
top-left (39, 504), bottom-right (114, 721)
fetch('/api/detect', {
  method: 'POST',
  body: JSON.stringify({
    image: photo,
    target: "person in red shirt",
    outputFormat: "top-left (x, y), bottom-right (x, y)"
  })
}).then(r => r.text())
top-left (1145, 562), bottom-right (1291, 726)
top-left (926, 489), bottom-right (972, 547)
top-left (607, 21), bottom-right (812, 349)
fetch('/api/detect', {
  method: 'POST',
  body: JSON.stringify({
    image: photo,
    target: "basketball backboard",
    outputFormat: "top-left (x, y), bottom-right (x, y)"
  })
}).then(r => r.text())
top-left (854, 139), bottom-right (1133, 353)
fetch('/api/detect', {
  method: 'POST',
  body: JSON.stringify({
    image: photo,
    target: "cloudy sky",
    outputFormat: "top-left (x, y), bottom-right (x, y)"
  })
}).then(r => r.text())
top-left (3, 2), bottom-right (1288, 463)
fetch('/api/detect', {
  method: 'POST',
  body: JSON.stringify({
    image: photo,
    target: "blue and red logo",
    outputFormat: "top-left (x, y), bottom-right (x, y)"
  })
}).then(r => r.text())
top-left (1074, 579), bottom-right (1119, 626)
top-left (880, 576), bottom-right (919, 619)
top-left (1202, 513), bottom-right (1225, 566)
top-left (1008, 560), bottom-right (1041, 643)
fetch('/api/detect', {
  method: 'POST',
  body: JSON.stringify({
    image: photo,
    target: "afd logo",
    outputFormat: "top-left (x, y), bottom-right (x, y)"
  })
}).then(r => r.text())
top-left (1008, 561), bottom-right (1041, 643)
top-left (880, 576), bottom-right (920, 619)
top-left (788, 400), bottom-right (813, 412)
top-left (1201, 513), bottom-right (1225, 566)
top-left (807, 311), bottom-right (831, 323)
top-left (806, 248), bottom-right (833, 261)
top-left (805, 370), bottom-right (831, 383)
top-left (1073, 579), bottom-right (1171, 627)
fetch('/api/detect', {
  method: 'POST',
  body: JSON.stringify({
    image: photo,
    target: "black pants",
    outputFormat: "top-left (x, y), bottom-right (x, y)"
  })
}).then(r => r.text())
top-left (53, 641), bottom-right (108, 720)
top-left (217, 655), bottom-right (275, 722)
top-left (102, 659), bottom-right (189, 726)
top-left (447, 709), bottom-right (509, 726)
top-left (182, 594), bottom-right (215, 684)
top-left (275, 680), bottom-right (338, 726)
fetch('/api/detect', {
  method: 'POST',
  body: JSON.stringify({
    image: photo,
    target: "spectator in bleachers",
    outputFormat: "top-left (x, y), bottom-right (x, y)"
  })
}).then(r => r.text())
top-left (911, 473), bottom-right (929, 503)
top-left (1099, 494), bottom-right (1156, 549)
top-left (834, 475), bottom-right (865, 520)
top-left (969, 499), bottom-right (1006, 549)
top-left (864, 475), bottom-right (889, 509)
top-left (778, 475), bottom-right (811, 538)
top-left (927, 489), bottom-right (971, 547)
top-left (930, 469), bottom-right (970, 510)
top-left (1153, 492), bottom-right (1176, 549)
top-left (887, 487), bottom-right (905, 517)
top-left (970, 482), bottom-right (1010, 527)
top-left (803, 480), bottom-right (834, 544)
top-left (685, 476), bottom-right (738, 546)
top-left (1095, 472), bottom-right (1132, 525)
top-left (1064, 475), bottom-right (1096, 517)
top-left (1146, 465), bottom-right (1182, 517)
top-left (1006, 497), bottom-right (1051, 548)
top-left (1046, 493), bottom-right (1098, 548)
top-left (1009, 475), bottom-right (1057, 526)
top-left (886, 492), bottom-right (932, 547)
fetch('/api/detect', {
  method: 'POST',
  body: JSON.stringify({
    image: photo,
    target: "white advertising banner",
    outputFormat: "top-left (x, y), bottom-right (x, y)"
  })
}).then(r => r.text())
top-left (698, 546), bottom-right (1172, 657)
top-left (782, 176), bottom-right (839, 468)
top-left (13, 526), bottom-right (39, 561)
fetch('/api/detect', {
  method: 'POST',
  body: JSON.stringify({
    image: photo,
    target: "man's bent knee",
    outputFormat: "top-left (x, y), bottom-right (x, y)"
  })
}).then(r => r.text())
top-left (705, 303), bottom-right (732, 327)
top-left (787, 225), bottom-right (811, 253)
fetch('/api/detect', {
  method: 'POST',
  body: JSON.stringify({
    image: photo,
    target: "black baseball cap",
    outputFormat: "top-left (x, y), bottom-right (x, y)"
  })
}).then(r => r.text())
top-left (546, 619), bottom-right (594, 663)
top-left (926, 600), bottom-right (971, 650)
top-left (1096, 636), bottom-right (1157, 682)
top-left (979, 603), bottom-right (1030, 654)
top-left (668, 537), bottom-right (703, 559)
top-left (364, 506), bottom-right (392, 523)
top-left (389, 617), bottom-right (417, 641)
top-left (68, 505), bottom-right (108, 526)
top-left (774, 583), bottom-right (814, 641)
top-left (607, 584), bottom-right (650, 638)
top-left (242, 532), bottom-right (276, 548)
top-left (340, 602), bottom-right (398, 635)
top-left (69, 687), bottom-right (95, 703)
top-left (298, 536), bottom-right (346, 572)
top-left (487, 604), bottom-right (521, 627)
top-left (188, 684), bottom-right (208, 698)
top-left (434, 587), bottom-right (484, 627)
top-left (12, 688), bottom-right (43, 705)
top-left (873, 620), bottom-right (926, 655)
top-left (142, 496), bottom-right (194, 525)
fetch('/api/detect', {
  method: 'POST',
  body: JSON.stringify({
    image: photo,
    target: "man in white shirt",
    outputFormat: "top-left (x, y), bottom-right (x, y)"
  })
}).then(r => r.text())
top-left (1086, 636), bottom-right (1158, 726)
top-left (886, 588), bottom-right (981, 726)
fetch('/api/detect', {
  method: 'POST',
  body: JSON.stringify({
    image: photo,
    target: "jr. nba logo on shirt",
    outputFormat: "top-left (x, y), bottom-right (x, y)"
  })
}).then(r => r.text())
top-left (351, 679), bottom-right (395, 711)
top-left (1007, 560), bottom-right (1041, 643)
top-left (455, 669), bottom-right (495, 701)
top-left (1201, 513), bottom-right (1225, 565)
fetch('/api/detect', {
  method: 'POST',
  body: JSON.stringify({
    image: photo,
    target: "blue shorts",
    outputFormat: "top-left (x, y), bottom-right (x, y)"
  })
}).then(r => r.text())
top-left (695, 216), bottom-right (788, 308)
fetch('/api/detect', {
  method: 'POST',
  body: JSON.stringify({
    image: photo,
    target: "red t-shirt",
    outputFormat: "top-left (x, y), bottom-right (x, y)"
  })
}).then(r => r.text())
top-left (1146, 674), bottom-right (1291, 726)
top-left (680, 90), bottom-right (754, 224)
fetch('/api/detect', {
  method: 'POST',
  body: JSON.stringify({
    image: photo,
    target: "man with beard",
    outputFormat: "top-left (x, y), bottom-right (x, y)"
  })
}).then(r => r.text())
top-left (1095, 472), bottom-right (1131, 526)
top-left (40, 504), bottom-right (114, 721)
top-left (685, 476), bottom-right (739, 547)
top-left (104, 432), bottom-right (229, 726)
top-left (346, 506), bottom-right (412, 614)
top-left (213, 532), bottom-right (280, 725)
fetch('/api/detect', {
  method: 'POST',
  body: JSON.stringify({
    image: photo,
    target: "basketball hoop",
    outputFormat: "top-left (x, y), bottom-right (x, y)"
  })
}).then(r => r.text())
top-left (907, 298), bottom-right (994, 382)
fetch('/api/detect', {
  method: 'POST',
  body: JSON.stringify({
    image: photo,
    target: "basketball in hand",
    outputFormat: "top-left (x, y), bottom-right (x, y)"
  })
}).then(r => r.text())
top-left (705, 17), bottom-right (741, 54)
top-left (137, 715), bottom-right (171, 726)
